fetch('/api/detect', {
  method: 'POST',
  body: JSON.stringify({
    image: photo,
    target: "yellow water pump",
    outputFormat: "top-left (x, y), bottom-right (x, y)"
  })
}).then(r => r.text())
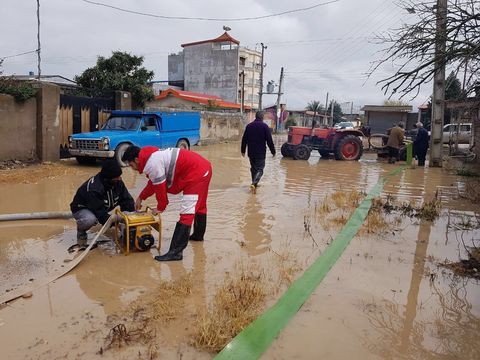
top-left (113, 209), bottom-right (161, 255)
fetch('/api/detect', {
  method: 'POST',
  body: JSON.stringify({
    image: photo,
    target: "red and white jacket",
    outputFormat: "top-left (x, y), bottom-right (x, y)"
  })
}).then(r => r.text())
top-left (137, 146), bottom-right (211, 212)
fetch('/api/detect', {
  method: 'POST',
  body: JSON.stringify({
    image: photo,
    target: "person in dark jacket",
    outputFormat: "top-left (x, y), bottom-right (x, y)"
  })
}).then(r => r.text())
top-left (241, 110), bottom-right (276, 193)
top-left (70, 159), bottom-right (135, 247)
top-left (413, 122), bottom-right (429, 166)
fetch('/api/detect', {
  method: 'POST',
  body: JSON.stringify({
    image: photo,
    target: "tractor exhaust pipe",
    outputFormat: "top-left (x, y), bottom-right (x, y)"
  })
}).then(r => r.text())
top-left (0, 211), bottom-right (73, 222)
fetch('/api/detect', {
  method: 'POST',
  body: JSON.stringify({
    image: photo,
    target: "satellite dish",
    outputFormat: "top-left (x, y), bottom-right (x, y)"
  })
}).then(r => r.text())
top-left (223, 26), bottom-right (231, 32)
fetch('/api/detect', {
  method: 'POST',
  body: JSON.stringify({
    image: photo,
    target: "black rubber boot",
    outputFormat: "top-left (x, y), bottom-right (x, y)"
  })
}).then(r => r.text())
top-left (155, 222), bottom-right (191, 261)
top-left (189, 214), bottom-right (207, 241)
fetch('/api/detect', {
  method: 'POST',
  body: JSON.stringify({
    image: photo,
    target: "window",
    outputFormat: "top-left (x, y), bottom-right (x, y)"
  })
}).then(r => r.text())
top-left (460, 124), bottom-right (471, 132)
top-left (142, 118), bottom-right (157, 131)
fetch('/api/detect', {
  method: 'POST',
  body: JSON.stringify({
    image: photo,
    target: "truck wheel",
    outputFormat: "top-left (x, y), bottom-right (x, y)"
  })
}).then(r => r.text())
top-left (281, 142), bottom-right (293, 157)
top-left (293, 144), bottom-right (311, 160)
top-left (334, 135), bottom-right (363, 160)
top-left (76, 156), bottom-right (96, 165)
top-left (115, 143), bottom-right (131, 167)
top-left (176, 139), bottom-right (190, 149)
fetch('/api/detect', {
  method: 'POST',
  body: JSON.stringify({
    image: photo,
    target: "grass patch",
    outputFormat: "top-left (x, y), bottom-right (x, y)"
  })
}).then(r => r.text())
top-left (192, 264), bottom-right (267, 352)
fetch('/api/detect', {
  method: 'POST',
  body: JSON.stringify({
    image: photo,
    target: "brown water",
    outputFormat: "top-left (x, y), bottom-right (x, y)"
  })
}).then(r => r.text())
top-left (0, 138), bottom-right (479, 359)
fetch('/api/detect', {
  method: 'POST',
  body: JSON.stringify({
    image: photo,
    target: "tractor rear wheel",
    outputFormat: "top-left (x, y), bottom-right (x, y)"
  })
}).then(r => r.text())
top-left (281, 142), bottom-right (293, 157)
top-left (334, 135), bottom-right (363, 160)
top-left (293, 144), bottom-right (311, 160)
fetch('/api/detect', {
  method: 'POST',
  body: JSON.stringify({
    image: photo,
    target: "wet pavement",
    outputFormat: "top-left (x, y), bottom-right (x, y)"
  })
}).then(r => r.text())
top-left (0, 137), bottom-right (479, 359)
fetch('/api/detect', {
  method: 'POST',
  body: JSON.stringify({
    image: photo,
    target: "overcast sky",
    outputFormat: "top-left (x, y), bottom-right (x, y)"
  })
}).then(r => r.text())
top-left (1, 0), bottom-right (433, 111)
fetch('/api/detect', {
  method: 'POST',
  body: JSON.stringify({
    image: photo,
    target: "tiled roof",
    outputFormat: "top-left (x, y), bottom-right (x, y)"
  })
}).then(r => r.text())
top-left (155, 88), bottom-right (250, 110)
top-left (181, 32), bottom-right (240, 47)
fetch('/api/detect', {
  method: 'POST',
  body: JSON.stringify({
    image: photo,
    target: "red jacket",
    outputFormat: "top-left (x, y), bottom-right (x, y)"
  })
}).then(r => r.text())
top-left (137, 146), bottom-right (211, 211)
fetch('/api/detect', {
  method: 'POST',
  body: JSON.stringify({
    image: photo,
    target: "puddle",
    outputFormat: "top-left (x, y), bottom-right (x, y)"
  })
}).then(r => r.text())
top-left (0, 139), bottom-right (479, 359)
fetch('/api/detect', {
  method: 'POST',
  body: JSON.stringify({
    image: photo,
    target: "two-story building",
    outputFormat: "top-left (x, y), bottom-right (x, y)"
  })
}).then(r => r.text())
top-left (168, 32), bottom-right (261, 109)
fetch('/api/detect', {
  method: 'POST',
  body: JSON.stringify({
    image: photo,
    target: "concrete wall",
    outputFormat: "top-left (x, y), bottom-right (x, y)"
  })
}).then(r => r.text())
top-left (36, 83), bottom-right (60, 162)
top-left (200, 111), bottom-right (245, 144)
top-left (0, 94), bottom-right (37, 160)
top-left (183, 43), bottom-right (239, 103)
top-left (168, 52), bottom-right (184, 82)
top-left (115, 91), bottom-right (132, 110)
top-left (0, 83), bottom-right (61, 162)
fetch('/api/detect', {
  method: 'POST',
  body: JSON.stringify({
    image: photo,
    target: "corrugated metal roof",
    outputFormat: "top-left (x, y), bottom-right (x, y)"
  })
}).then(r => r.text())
top-left (361, 105), bottom-right (412, 112)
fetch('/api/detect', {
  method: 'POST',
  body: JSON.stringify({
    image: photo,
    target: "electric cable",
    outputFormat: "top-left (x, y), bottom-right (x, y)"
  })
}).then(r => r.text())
top-left (81, 0), bottom-right (340, 21)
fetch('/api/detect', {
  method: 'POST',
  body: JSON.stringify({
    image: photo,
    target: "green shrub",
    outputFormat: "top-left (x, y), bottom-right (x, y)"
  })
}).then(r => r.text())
top-left (0, 77), bottom-right (37, 102)
top-left (284, 118), bottom-right (297, 129)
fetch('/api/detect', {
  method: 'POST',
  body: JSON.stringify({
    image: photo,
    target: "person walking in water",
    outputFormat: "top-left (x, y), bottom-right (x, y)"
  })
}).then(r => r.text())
top-left (241, 110), bottom-right (276, 193)
top-left (413, 122), bottom-right (429, 166)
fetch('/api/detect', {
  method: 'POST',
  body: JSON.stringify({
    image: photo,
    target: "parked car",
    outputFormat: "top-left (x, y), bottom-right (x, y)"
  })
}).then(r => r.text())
top-left (69, 110), bottom-right (200, 165)
top-left (334, 122), bottom-right (354, 129)
top-left (442, 123), bottom-right (472, 144)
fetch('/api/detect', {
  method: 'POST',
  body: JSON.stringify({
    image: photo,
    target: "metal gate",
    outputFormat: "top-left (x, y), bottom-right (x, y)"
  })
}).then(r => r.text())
top-left (59, 94), bottom-right (115, 158)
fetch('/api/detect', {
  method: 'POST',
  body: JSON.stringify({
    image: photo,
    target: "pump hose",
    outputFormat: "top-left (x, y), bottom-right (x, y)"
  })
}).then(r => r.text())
top-left (0, 211), bottom-right (73, 222)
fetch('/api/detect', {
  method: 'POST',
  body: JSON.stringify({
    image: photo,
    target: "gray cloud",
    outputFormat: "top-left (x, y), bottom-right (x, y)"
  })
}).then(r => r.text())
top-left (1, 0), bottom-right (432, 110)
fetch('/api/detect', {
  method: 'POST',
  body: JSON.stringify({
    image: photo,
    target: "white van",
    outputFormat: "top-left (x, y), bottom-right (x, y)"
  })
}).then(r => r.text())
top-left (442, 123), bottom-right (472, 144)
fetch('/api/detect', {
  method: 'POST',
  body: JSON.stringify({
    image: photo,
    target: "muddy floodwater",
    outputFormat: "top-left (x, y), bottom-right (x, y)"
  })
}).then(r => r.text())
top-left (1, 137), bottom-right (479, 359)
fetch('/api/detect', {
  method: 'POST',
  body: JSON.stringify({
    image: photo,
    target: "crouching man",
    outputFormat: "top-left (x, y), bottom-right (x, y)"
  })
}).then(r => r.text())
top-left (70, 159), bottom-right (135, 247)
top-left (121, 145), bottom-right (212, 262)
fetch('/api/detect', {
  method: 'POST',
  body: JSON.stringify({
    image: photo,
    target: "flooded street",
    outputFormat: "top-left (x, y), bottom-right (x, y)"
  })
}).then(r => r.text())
top-left (0, 137), bottom-right (479, 359)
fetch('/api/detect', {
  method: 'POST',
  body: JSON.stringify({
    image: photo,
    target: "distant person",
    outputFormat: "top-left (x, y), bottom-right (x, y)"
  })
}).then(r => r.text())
top-left (386, 122), bottom-right (405, 164)
top-left (70, 159), bottom-right (134, 248)
top-left (241, 110), bottom-right (276, 193)
top-left (413, 122), bottom-right (429, 166)
top-left (122, 145), bottom-right (212, 262)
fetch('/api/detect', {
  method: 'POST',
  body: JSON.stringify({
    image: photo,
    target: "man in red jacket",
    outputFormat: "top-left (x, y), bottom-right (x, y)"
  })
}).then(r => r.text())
top-left (122, 145), bottom-right (212, 261)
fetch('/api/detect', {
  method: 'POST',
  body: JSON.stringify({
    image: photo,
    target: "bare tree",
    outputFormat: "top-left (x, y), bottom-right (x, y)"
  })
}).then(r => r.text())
top-left (369, 0), bottom-right (480, 99)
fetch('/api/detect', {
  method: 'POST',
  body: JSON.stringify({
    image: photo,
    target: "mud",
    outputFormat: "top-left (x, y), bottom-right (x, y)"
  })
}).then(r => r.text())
top-left (0, 137), bottom-right (479, 359)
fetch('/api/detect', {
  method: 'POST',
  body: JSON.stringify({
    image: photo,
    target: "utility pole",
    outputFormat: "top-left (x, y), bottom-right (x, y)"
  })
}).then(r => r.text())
top-left (275, 67), bottom-right (284, 132)
top-left (36, 0), bottom-right (41, 80)
top-left (429, 0), bottom-right (447, 167)
top-left (258, 43), bottom-right (267, 110)
top-left (240, 71), bottom-right (245, 114)
top-left (330, 100), bottom-right (334, 126)
top-left (324, 92), bottom-right (329, 126)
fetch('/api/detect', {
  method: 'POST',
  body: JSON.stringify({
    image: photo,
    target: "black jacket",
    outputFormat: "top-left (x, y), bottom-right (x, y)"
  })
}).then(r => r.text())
top-left (70, 174), bottom-right (135, 224)
top-left (241, 119), bottom-right (276, 159)
top-left (413, 127), bottom-right (429, 154)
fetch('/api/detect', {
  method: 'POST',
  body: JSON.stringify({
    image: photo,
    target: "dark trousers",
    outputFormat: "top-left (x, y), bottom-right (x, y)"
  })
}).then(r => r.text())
top-left (249, 157), bottom-right (265, 186)
top-left (387, 146), bottom-right (399, 163)
top-left (417, 150), bottom-right (427, 166)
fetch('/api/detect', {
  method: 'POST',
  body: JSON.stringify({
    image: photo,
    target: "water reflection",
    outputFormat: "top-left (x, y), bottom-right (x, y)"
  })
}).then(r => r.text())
top-left (239, 193), bottom-right (272, 256)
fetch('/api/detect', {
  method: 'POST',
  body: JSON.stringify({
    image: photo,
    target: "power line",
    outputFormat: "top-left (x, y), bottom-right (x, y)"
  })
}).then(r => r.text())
top-left (81, 0), bottom-right (339, 21)
top-left (0, 50), bottom-right (37, 61)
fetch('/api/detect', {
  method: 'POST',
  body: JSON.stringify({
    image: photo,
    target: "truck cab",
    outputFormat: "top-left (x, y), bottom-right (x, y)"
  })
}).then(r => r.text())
top-left (69, 110), bottom-right (200, 165)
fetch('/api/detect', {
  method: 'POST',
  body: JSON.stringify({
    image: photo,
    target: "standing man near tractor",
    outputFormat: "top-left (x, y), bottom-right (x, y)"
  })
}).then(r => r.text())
top-left (241, 110), bottom-right (276, 193)
top-left (121, 145), bottom-right (212, 262)
top-left (70, 159), bottom-right (135, 249)
top-left (413, 122), bottom-right (429, 166)
top-left (386, 122), bottom-right (405, 164)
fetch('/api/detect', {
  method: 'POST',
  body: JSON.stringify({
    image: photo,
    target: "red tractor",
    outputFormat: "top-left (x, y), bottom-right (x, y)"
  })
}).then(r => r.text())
top-left (281, 126), bottom-right (364, 161)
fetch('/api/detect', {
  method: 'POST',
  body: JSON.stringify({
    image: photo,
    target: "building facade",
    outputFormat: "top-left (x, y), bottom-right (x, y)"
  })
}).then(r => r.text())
top-left (168, 32), bottom-right (261, 109)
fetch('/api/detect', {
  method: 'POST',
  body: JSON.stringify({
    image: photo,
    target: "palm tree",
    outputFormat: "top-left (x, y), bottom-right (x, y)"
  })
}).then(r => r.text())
top-left (305, 100), bottom-right (324, 113)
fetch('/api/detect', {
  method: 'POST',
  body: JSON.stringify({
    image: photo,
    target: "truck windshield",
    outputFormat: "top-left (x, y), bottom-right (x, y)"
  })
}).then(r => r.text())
top-left (102, 117), bottom-right (140, 130)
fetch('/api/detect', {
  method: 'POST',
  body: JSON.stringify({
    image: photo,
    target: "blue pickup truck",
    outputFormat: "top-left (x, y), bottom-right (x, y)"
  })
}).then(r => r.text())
top-left (69, 110), bottom-right (200, 165)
